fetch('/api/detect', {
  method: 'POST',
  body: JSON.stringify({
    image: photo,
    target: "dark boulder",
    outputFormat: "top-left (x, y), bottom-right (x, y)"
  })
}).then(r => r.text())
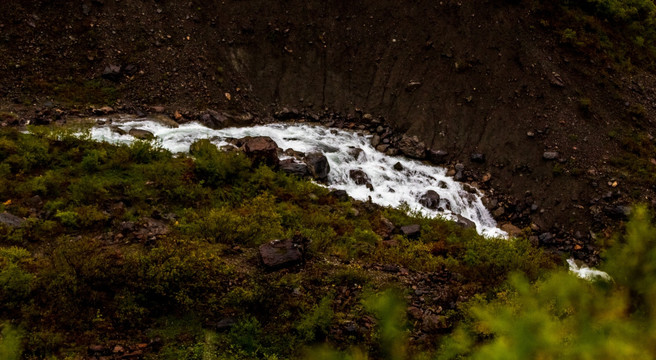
top-left (329, 189), bottom-right (349, 202)
top-left (304, 152), bottom-right (330, 181)
top-left (470, 153), bottom-right (486, 163)
top-left (242, 136), bottom-right (279, 167)
top-left (397, 134), bottom-right (426, 159)
top-left (393, 162), bottom-right (403, 171)
top-left (401, 224), bottom-right (421, 238)
top-left (349, 169), bottom-right (371, 186)
top-left (427, 149), bottom-right (449, 164)
top-left (279, 159), bottom-right (310, 177)
top-left (200, 110), bottom-right (227, 129)
top-left (419, 190), bottom-right (441, 210)
top-left (102, 64), bottom-right (122, 81)
top-left (259, 238), bottom-right (303, 270)
top-left (128, 128), bottom-right (154, 140)
top-left (454, 214), bottom-right (476, 229)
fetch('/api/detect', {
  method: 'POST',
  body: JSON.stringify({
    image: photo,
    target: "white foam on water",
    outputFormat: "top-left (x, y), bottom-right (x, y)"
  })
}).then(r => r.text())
top-left (567, 258), bottom-right (612, 281)
top-left (88, 117), bottom-right (506, 237)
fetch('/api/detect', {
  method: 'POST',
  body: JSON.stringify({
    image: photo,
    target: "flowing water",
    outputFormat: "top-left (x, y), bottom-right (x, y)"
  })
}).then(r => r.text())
top-left (88, 117), bottom-right (506, 237)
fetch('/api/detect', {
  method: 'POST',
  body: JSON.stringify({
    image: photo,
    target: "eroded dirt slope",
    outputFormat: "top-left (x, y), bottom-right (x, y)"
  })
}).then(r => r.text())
top-left (2, 0), bottom-right (656, 258)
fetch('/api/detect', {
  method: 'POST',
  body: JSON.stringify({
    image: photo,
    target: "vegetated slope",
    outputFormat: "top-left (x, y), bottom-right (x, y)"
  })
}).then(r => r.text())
top-left (2, 0), bottom-right (656, 253)
top-left (0, 127), bottom-right (552, 358)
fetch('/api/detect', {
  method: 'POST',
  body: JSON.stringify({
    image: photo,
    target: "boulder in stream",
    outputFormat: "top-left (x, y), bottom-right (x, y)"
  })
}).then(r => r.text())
top-left (304, 152), bottom-right (330, 181)
top-left (241, 136), bottom-right (280, 167)
top-left (349, 169), bottom-right (371, 186)
top-left (419, 190), bottom-right (441, 210)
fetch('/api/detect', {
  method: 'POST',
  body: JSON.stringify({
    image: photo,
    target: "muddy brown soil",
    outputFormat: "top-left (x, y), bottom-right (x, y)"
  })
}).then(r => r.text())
top-left (2, 0), bottom-right (656, 260)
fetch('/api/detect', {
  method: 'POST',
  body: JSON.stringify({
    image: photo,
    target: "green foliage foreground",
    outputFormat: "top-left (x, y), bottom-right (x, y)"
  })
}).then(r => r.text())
top-left (0, 127), bottom-right (653, 358)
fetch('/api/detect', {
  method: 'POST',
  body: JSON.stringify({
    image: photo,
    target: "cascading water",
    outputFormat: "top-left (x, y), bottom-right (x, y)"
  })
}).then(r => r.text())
top-left (88, 116), bottom-right (506, 238)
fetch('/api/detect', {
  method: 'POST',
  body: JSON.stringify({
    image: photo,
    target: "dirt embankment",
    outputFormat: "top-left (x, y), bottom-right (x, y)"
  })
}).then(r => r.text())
top-left (2, 0), bottom-right (656, 259)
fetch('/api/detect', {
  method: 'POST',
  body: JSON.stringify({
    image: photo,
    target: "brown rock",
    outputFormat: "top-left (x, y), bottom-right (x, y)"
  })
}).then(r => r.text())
top-left (241, 136), bottom-right (280, 167)
top-left (500, 223), bottom-right (522, 237)
top-left (128, 128), bottom-right (154, 140)
top-left (397, 134), bottom-right (426, 159)
top-left (259, 238), bottom-right (303, 270)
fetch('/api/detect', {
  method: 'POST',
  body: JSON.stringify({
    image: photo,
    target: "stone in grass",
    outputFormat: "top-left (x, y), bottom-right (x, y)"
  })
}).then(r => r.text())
top-left (259, 238), bottom-right (303, 270)
top-left (0, 212), bottom-right (25, 228)
top-left (401, 224), bottom-right (421, 238)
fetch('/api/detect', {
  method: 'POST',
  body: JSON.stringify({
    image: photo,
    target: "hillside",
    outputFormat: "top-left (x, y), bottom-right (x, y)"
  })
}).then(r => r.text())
top-left (3, 0), bottom-right (656, 257)
top-left (3, 0), bottom-right (656, 358)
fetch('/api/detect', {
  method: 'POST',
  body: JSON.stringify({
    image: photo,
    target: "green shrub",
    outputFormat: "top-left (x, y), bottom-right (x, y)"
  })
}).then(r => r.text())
top-left (296, 295), bottom-right (335, 342)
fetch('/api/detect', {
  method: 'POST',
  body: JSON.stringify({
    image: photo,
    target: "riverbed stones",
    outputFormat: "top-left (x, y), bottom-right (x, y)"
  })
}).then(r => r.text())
top-left (370, 134), bottom-right (381, 147)
top-left (242, 136), bottom-right (279, 167)
top-left (128, 128), bottom-right (154, 140)
top-left (349, 169), bottom-right (371, 186)
top-left (279, 159), bottom-right (310, 177)
top-left (397, 134), bottom-right (426, 159)
top-left (419, 190), bottom-right (441, 210)
top-left (304, 152), bottom-right (330, 181)
top-left (500, 223), bottom-right (522, 237)
top-left (393, 162), bottom-right (403, 171)
top-left (259, 238), bottom-right (303, 270)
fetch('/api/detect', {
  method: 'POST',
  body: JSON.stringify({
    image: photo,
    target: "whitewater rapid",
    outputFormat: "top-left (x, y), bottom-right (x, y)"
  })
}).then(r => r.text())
top-left (88, 117), bottom-right (506, 237)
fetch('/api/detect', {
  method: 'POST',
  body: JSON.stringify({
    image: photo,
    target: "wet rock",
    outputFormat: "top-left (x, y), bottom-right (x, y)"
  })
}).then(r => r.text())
top-left (242, 136), bottom-right (279, 167)
top-left (397, 134), bottom-right (426, 159)
top-left (259, 238), bottom-right (303, 270)
top-left (304, 152), bottom-right (330, 181)
top-left (200, 110), bottom-right (227, 129)
top-left (454, 214), bottom-right (476, 229)
top-left (111, 126), bottom-right (127, 135)
top-left (102, 64), bottom-right (122, 81)
top-left (393, 162), bottom-right (403, 171)
top-left (347, 147), bottom-right (365, 161)
top-left (370, 134), bottom-right (381, 147)
top-left (500, 223), bottom-right (522, 237)
top-left (349, 169), bottom-right (371, 185)
top-left (128, 128), bottom-right (154, 140)
top-left (279, 159), bottom-right (309, 177)
top-left (470, 153), bottom-right (486, 163)
top-left (151, 105), bottom-right (166, 113)
top-left (454, 163), bottom-right (465, 181)
top-left (0, 212), bottom-right (25, 228)
top-left (376, 144), bottom-right (390, 153)
top-left (330, 189), bottom-right (349, 202)
top-left (427, 149), bottom-right (449, 164)
top-left (150, 114), bottom-right (179, 128)
top-left (385, 147), bottom-right (399, 156)
top-left (543, 151), bottom-right (559, 160)
top-left (401, 224), bottom-right (421, 238)
top-left (419, 190), bottom-right (441, 210)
